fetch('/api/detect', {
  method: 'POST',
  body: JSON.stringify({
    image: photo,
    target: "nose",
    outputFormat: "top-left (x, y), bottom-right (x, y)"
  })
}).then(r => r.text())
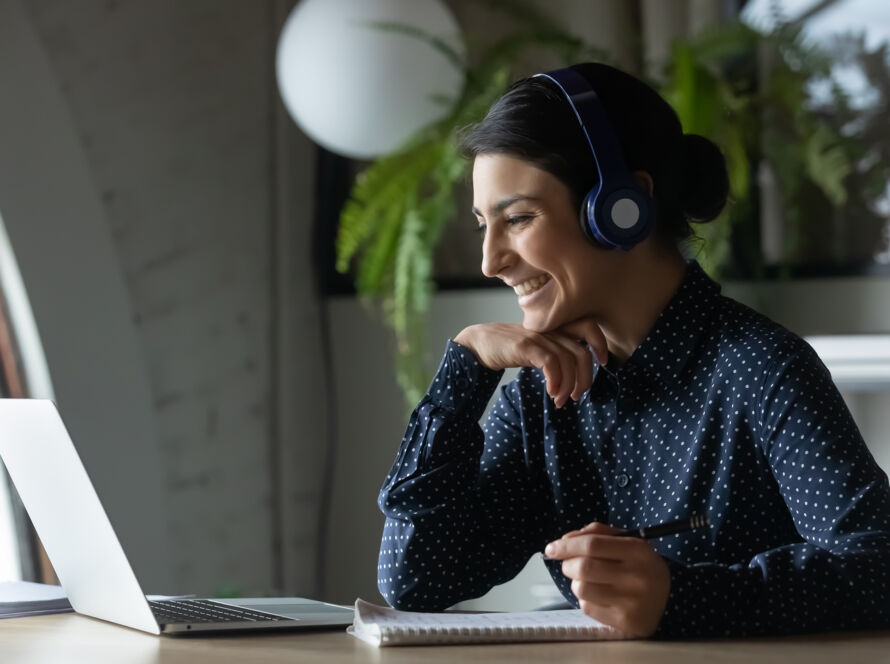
top-left (481, 227), bottom-right (513, 278)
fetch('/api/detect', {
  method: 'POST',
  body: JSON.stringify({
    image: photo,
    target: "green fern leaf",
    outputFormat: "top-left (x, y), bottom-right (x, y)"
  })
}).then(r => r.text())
top-left (804, 125), bottom-right (850, 206)
top-left (392, 205), bottom-right (423, 336)
top-left (356, 201), bottom-right (404, 295)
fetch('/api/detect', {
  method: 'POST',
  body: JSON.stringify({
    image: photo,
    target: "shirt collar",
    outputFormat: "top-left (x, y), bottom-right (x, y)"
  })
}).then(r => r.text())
top-left (622, 260), bottom-right (721, 388)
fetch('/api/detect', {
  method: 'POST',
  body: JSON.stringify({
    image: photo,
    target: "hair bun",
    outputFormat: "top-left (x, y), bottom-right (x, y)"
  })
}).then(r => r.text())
top-left (681, 134), bottom-right (729, 223)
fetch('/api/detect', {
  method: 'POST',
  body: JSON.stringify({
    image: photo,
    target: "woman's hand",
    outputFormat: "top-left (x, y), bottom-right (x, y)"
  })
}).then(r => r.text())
top-left (453, 318), bottom-right (608, 408)
top-left (544, 522), bottom-right (671, 637)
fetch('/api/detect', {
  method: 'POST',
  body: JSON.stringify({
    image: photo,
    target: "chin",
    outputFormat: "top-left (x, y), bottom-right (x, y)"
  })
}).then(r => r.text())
top-left (521, 311), bottom-right (558, 333)
top-left (522, 299), bottom-right (583, 333)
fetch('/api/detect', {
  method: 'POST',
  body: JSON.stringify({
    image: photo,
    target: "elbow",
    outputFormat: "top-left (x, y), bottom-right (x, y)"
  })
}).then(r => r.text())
top-left (376, 575), bottom-right (399, 608)
top-left (376, 575), bottom-right (420, 610)
top-left (376, 570), bottom-right (445, 611)
top-left (376, 528), bottom-right (415, 608)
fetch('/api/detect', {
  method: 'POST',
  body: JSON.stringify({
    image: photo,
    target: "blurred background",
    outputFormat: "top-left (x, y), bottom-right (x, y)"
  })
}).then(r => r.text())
top-left (0, 0), bottom-right (888, 612)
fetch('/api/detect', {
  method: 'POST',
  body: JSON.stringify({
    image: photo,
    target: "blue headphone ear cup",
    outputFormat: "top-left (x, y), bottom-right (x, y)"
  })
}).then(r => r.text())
top-left (582, 185), bottom-right (653, 250)
top-left (580, 187), bottom-right (609, 248)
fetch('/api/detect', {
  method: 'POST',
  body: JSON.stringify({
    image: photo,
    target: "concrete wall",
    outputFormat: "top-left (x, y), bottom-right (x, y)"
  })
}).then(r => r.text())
top-left (0, 0), bottom-right (169, 591)
top-left (0, 0), bottom-right (327, 598)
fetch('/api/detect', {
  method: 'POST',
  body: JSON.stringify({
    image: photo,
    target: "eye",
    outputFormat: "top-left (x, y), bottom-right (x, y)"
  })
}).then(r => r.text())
top-left (473, 223), bottom-right (486, 236)
top-left (507, 215), bottom-right (533, 225)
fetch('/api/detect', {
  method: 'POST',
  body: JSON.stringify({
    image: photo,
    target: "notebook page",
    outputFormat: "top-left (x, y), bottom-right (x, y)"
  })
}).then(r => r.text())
top-left (351, 598), bottom-right (622, 645)
top-left (356, 599), bottom-right (609, 630)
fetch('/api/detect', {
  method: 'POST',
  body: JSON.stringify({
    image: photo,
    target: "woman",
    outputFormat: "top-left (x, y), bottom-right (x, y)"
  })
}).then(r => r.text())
top-left (375, 62), bottom-right (890, 638)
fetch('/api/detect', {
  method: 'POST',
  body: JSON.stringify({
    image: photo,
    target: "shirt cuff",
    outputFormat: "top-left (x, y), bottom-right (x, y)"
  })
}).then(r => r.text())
top-left (425, 339), bottom-right (503, 422)
top-left (651, 558), bottom-right (762, 639)
top-left (651, 558), bottom-right (696, 639)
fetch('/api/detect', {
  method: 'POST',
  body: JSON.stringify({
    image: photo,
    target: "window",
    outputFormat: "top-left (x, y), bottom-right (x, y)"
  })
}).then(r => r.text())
top-left (0, 214), bottom-right (24, 581)
top-left (0, 368), bottom-right (20, 579)
top-left (0, 210), bottom-right (57, 583)
top-left (805, 334), bottom-right (890, 390)
top-left (742, 0), bottom-right (890, 268)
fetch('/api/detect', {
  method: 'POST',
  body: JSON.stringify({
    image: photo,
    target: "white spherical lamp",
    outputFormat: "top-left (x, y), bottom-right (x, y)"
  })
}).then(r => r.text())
top-left (276, 0), bottom-right (465, 160)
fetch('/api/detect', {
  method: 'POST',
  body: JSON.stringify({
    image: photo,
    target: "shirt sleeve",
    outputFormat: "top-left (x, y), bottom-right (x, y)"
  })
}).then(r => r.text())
top-left (376, 339), bottom-right (552, 610)
top-left (654, 340), bottom-right (890, 638)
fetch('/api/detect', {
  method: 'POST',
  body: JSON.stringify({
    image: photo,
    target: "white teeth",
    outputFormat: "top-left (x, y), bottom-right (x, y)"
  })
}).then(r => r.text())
top-left (513, 275), bottom-right (550, 296)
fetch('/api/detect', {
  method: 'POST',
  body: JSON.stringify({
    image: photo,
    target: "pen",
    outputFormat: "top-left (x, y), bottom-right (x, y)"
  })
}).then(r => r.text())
top-left (542, 514), bottom-right (710, 559)
top-left (614, 513), bottom-right (710, 539)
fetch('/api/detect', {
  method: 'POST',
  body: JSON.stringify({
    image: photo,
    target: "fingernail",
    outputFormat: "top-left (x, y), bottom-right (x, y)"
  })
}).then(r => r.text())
top-left (544, 543), bottom-right (555, 558)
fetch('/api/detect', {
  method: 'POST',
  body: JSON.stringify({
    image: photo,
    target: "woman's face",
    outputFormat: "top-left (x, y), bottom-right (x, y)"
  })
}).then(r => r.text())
top-left (472, 153), bottom-right (625, 332)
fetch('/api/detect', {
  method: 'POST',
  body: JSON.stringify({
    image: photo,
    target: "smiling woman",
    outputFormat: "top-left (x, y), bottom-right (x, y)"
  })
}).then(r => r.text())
top-left (374, 62), bottom-right (890, 639)
top-left (468, 153), bottom-right (669, 338)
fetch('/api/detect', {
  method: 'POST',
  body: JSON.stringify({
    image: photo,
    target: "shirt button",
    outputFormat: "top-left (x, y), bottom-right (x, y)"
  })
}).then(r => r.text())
top-left (455, 377), bottom-right (470, 390)
top-left (616, 473), bottom-right (630, 488)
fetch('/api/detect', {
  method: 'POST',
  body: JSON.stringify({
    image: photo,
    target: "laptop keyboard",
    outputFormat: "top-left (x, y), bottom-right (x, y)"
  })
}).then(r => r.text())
top-left (149, 599), bottom-right (286, 624)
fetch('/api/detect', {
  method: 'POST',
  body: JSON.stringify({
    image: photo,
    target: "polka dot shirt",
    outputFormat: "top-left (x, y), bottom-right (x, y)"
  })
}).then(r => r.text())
top-left (377, 261), bottom-right (890, 637)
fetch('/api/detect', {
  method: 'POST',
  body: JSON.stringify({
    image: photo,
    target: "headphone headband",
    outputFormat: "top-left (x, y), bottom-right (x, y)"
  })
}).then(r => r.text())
top-left (533, 67), bottom-right (652, 250)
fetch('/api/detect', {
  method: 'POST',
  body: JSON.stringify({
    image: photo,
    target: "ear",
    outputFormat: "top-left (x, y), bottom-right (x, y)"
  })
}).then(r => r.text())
top-left (632, 170), bottom-right (654, 197)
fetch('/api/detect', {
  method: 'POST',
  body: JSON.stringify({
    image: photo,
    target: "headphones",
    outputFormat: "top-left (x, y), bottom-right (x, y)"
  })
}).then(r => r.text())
top-left (533, 67), bottom-right (653, 250)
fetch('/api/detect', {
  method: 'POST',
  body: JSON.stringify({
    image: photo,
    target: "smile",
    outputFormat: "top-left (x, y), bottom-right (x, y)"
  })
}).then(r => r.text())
top-left (513, 274), bottom-right (551, 296)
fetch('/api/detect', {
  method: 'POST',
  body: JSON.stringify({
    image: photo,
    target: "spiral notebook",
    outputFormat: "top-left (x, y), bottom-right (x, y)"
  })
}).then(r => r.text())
top-left (347, 599), bottom-right (626, 646)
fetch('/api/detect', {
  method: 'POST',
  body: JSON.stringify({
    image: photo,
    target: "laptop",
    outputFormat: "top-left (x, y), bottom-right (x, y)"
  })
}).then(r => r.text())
top-left (0, 399), bottom-right (354, 634)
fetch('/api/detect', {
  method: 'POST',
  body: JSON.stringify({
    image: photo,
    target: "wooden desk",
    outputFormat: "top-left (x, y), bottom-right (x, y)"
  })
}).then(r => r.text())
top-left (2, 613), bottom-right (889, 663)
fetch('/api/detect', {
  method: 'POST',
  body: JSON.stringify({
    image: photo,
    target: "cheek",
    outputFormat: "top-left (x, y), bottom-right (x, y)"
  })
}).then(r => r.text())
top-left (554, 244), bottom-right (600, 293)
top-left (520, 225), bottom-right (588, 269)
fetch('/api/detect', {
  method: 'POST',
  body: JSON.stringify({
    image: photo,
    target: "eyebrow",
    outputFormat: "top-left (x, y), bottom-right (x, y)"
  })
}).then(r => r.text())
top-left (471, 195), bottom-right (540, 218)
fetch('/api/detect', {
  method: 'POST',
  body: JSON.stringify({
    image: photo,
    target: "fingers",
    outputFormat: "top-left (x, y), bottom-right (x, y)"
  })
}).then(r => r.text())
top-left (456, 321), bottom-right (606, 408)
top-left (561, 556), bottom-right (624, 586)
top-left (563, 521), bottom-right (626, 538)
top-left (523, 336), bottom-right (565, 403)
top-left (552, 521), bottom-right (627, 546)
top-left (525, 335), bottom-right (582, 408)
top-left (565, 552), bottom-right (672, 638)
top-left (544, 531), bottom-right (644, 561)
top-left (571, 579), bottom-right (622, 607)
top-left (556, 317), bottom-right (608, 366)
top-left (544, 521), bottom-right (672, 638)
top-left (547, 316), bottom-right (608, 406)
top-left (549, 337), bottom-right (577, 408)
top-left (571, 583), bottom-right (628, 634)
top-left (546, 335), bottom-right (593, 404)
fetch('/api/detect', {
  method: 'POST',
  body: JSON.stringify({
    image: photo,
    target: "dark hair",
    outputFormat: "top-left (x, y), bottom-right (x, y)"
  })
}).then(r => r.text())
top-left (458, 63), bottom-right (729, 241)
